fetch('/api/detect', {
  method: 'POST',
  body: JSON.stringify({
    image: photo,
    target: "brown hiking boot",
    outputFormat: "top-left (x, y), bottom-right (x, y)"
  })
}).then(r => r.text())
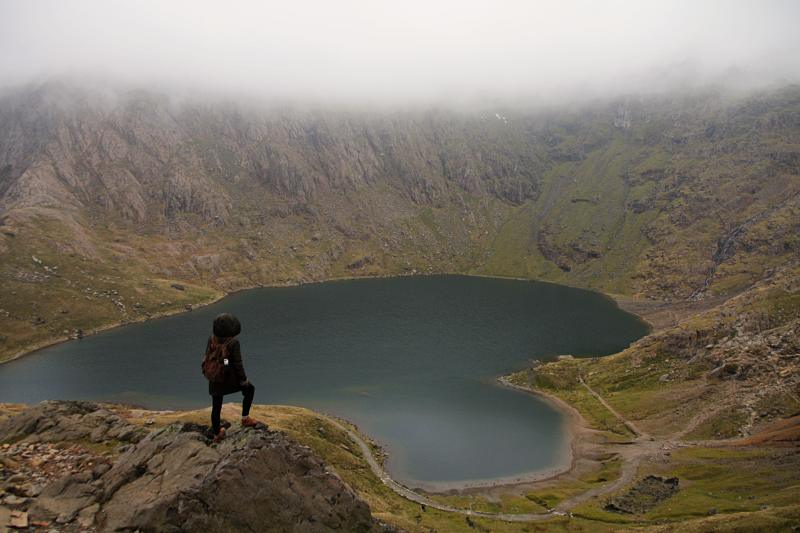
top-left (241, 416), bottom-right (261, 428)
top-left (212, 427), bottom-right (226, 443)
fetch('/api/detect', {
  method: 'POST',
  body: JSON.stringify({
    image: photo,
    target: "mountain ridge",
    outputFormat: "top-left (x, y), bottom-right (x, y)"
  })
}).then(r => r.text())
top-left (1, 81), bottom-right (798, 360)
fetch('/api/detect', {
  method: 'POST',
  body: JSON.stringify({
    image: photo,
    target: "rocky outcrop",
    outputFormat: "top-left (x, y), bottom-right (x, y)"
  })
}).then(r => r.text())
top-left (0, 401), bottom-right (393, 532)
top-left (0, 401), bottom-right (147, 446)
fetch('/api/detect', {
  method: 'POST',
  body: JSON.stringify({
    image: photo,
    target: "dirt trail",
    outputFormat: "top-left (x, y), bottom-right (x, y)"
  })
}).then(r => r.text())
top-left (326, 366), bottom-right (771, 524)
top-left (320, 375), bottom-right (669, 523)
top-left (320, 353), bottom-right (795, 524)
top-left (578, 374), bottom-right (643, 438)
top-left (322, 416), bottom-right (566, 522)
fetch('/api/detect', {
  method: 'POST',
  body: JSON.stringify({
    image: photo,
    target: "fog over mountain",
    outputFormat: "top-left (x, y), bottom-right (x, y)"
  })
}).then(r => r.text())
top-left (1, 3), bottom-right (800, 531)
top-left (1, 0), bottom-right (799, 106)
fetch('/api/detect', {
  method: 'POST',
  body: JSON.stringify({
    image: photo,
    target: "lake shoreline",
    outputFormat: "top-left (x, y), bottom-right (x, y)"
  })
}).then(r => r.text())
top-left (397, 374), bottom-right (587, 493)
top-left (1, 271), bottom-right (659, 366)
top-left (0, 372), bottom-right (593, 495)
top-left (0, 272), bottom-right (651, 492)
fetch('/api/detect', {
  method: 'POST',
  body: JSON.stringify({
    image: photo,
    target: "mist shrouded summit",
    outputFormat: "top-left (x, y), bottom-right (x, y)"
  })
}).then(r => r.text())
top-left (1, 0), bottom-right (799, 106)
top-left (0, 3), bottom-right (799, 530)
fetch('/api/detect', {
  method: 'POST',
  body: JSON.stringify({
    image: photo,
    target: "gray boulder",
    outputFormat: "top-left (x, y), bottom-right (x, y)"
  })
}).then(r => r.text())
top-left (2, 402), bottom-right (393, 532)
top-left (96, 423), bottom-right (385, 532)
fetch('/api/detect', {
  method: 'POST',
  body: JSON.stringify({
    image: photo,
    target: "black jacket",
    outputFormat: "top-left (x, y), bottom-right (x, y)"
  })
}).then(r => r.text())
top-left (207, 337), bottom-right (248, 396)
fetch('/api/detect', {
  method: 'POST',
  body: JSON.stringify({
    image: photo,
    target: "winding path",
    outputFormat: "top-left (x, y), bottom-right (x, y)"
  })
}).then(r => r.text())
top-left (318, 354), bottom-right (785, 522)
top-left (320, 374), bottom-right (658, 523)
top-left (322, 415), bottom-right (567, 522)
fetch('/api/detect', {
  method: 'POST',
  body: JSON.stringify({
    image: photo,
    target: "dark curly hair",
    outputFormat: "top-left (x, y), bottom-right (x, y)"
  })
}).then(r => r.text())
top-left (212, 313), bottom-right (241, 338)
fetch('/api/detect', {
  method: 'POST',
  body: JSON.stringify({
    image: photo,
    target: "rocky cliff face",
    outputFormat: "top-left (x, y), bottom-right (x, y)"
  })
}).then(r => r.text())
top-left (0, 401), bottom-right (392, 532)
top-left (0, 82), bottom-right (544, 223)
top-left (0, 81), bottom-right (798, 360)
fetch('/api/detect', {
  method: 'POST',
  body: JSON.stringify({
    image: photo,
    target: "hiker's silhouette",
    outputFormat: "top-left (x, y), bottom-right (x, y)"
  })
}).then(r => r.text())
top-left (201, 313), bottom-right (262, 442)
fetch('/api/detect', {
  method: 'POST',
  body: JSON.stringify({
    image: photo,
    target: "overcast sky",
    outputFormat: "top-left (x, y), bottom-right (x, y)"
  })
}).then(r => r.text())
top-left (1, 0), bottom-right (798, 105)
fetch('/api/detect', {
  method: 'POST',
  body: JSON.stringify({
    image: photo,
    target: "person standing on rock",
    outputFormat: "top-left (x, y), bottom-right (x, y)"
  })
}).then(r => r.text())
top-left (202, 313), bottom-right (261, 442)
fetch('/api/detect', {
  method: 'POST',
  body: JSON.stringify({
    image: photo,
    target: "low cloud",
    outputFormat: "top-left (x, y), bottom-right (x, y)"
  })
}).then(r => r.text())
top-left (1, 0), bottom-right (799, 105)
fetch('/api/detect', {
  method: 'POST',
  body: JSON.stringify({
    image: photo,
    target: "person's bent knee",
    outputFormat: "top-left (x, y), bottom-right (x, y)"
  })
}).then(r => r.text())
top-left (242, 382), bottom-right (255, 394)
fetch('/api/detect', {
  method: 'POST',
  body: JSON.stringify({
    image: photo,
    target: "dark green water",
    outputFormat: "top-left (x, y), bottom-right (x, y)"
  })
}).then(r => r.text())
top-left (0, 275), bottom-right (648, 487)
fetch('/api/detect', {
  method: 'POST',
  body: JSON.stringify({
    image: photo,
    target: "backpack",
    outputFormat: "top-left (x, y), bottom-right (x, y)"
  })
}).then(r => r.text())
top-left (202, 337), bottom-right (230, 383)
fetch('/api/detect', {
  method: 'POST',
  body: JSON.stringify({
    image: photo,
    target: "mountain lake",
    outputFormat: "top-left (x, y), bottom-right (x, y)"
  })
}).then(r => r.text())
top-left (0, 275), bottom-right (649, 489)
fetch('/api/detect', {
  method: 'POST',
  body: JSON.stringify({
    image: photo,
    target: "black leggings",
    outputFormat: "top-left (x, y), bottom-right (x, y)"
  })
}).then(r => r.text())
top-left (211, 382), bottom-right (255, 434)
